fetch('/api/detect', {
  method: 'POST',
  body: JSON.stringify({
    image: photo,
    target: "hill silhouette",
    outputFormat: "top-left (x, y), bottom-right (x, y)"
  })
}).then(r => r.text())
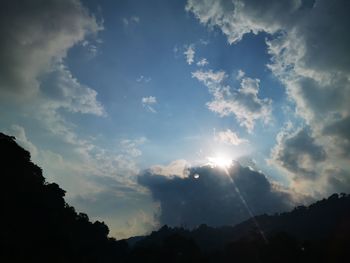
top-left (0, 133), bottom-right (128, 262)
top-left (1, 132), bottom-right (350, 262)
top-left (128, 193), bottom-right (350, 262)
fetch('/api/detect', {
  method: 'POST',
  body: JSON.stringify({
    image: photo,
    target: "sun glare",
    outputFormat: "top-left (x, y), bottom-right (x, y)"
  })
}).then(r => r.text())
top-left (208, 155), bottom-right (232, 169)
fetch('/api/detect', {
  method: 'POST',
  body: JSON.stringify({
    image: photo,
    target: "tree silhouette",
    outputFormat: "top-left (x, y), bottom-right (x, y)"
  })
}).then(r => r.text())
top-left (0, 133), bottom-right (128, 262)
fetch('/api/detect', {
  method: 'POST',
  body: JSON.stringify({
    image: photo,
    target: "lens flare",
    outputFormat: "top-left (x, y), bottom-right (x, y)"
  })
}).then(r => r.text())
top-left (207, 155), bottom-right (232, 169)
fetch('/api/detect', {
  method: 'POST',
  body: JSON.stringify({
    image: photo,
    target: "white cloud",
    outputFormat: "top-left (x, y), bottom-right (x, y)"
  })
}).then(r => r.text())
top-left (148, 159), bottom-right (190, 178)
top-left (215, 129), bottom-right (248, 146)
top-left (142, 96), bottom-right (157, 113)
top-left (184, 45), bottom-right (195, 65)
top-left (81, 40), bottom-right (101, 58)
top-left (192, 69), bottom-right (272, 132)
top-left (236, 69), bottom-right (245, 80)
top-left (142, 96), bottom-right (157, 104)
top-left (120, 137), bottom-right (147, 158)
top-left (192, 69), bottom-right (226, 86)
top-left (196, 58), bottom-right (209, 67)
top-left (186, 0), bottom-right (298, 44)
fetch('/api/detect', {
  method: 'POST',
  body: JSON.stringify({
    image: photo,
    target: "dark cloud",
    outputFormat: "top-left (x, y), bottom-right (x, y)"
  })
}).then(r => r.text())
top-left (138, 162), bottom-right (293, 228)
top-left (271, 128), bottom-right (326, 179)
top-left (0, 0), bottom-right (100, 96)
top-left (325, 168), bottom-right (350, 194)
top-left (323, 116), bottom-right (350, 157)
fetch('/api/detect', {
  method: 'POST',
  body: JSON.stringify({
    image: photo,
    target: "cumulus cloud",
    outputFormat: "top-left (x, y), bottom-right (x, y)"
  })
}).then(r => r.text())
top-left (142, 96), bottom-right (157, 113)
top-left (192, 69), bottom-right (272, 132)
top-left (215, 129), bottom-right (248, 145)
top-left (187, 0), bottom-right (350, 193)
top-left (236, 69), bottom-right (245, 80)
top-left (0, 0), bottom-right (101, 97)
top-left (184, 45), bottom-right (195, 65)
top-left (270, 126), bottom-right (326, 180)
top-left (323, 116), bottom-right (350, 158)
top-left (139, 162), bottom-right (293, 227)
top-left (186, 0), bottom-right (299, 44)
top-left (0, 0), bottom-right (105, 146)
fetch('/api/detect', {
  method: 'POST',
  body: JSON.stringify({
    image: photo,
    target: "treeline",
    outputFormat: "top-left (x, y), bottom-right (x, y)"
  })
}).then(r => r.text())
top-left (0, 133), bottom-right (128, 262)
top-left (128, 193), bottom-right (350, 263)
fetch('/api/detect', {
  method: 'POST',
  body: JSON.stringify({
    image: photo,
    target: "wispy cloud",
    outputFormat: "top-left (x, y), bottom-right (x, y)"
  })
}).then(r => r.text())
top-left (184, 45), bottom-right (195, 65)
top-left (122, 16), bottom-right (140, 26)
top-left (196, 58), bottom-right (209, 67)
top-left (142, 96), bottom-right (157, 113)
top-left (136, 75), bottom-right (152, 83)
top-left (215, 129), bottom-right (248, 146)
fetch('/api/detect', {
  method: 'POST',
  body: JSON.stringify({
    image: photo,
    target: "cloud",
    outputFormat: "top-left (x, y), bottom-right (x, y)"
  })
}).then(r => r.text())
top-left (40, 63), bottom-right (105, 116)
top-left (325, 167), bottom-right (350, 194)
top-left (215, 129), bottom-right (248, 146)
top-left (236, 69), bottom-right (245, 80)
top-left (323, 116), bottom-right (350, 158)
top-left (184, 45), bottom-right (195, 65)
top-left (136, 75), bottom-right (151, 83)
top-left (149, 159), bottom-right (190, 178)
top-left (122, 16), bottom-right (140, 26)
top-left (81, 39), bottom-right (102, 58)
top-left (70, 175), bottom-right (158, 239)
top-left (138, 162), bottom-right (294, 228)
top-left (270, 125), bottom-right (326, 181)
top-left (196, 58), bottom-right (209, 67)
top-left (120, 137), bottom-right (147, 158)
top-left (186, 0), bottom-right (299, 44)
top-left (192, 69), bottom-right (226, 85)
top-left (0, 0), bottom-right (101, 97)
top-left (192, 69), bottom-right (272, 132)
top-left (187, 0), bottom-right (350, 193)
top-left (0, 0), bottom-right (105, 146)
top-left (142, 96), bottom-right (157, 113)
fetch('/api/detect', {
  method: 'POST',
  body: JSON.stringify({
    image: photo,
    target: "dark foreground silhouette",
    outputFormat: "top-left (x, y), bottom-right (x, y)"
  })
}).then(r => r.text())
top-left (1, 132), bottom-right (350, 262)
top-left (0, 133), bottom-right (128, 262)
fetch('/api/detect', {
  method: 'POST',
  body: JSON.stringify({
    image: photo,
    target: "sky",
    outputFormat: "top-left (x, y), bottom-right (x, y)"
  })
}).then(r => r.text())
top-left (1, 0), bottom-right (350, 239)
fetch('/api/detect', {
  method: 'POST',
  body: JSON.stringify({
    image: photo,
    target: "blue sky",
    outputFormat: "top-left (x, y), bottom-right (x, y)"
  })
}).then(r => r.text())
top-left (1, 0), bottom-right (349, 238)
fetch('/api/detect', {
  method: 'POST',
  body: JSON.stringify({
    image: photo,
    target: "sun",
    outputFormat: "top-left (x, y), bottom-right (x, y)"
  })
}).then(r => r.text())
top-left (207, 155), bottom-right (232, 169)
